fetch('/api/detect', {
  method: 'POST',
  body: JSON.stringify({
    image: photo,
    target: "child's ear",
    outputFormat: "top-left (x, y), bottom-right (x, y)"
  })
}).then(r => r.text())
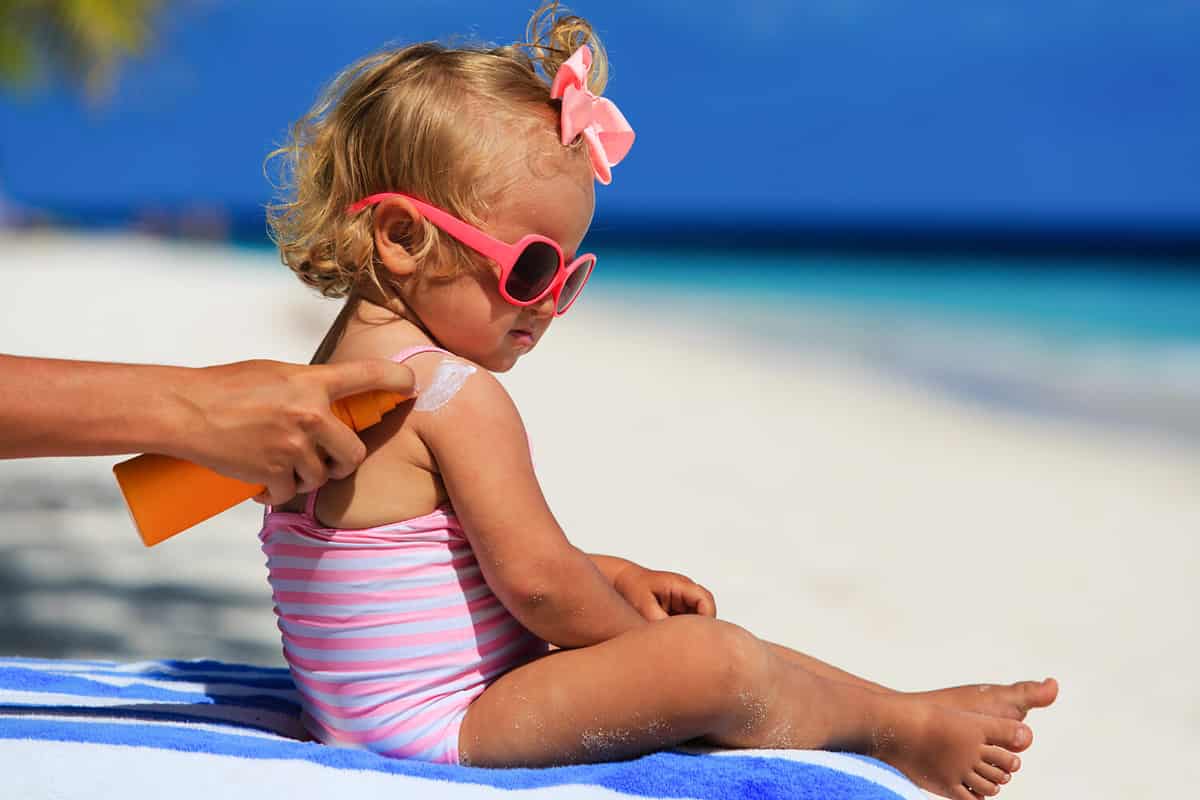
top-left (372, 197), bottom-right (423, 279)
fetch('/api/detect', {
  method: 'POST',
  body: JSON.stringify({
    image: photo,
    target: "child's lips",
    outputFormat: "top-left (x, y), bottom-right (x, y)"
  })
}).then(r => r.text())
top-left (509, 329), bottom-right (535, 346)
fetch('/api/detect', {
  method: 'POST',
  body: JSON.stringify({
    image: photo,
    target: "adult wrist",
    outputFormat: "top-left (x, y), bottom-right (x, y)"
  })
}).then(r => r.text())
top-left (139, 365), bottom-right (206, 460)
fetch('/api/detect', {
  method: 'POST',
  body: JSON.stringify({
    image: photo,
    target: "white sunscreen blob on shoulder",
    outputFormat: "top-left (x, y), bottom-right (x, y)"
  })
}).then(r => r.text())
top-left (413, 358), bottom-right (477, 412)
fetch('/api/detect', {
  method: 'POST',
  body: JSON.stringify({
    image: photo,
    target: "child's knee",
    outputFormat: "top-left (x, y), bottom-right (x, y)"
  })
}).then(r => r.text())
top-left (660, 616), bottom-right (771, 709)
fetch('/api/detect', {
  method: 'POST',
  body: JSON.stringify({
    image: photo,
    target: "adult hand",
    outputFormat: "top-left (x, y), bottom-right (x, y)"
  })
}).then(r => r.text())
top-left (175, 359), bottom-right (416, 505)
top-left (612, 564), bottom-right (717, 621)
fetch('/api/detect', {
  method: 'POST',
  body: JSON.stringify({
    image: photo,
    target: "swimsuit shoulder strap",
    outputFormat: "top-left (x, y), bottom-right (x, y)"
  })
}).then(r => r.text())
top-left (390, 345), bottom-right (451, 364)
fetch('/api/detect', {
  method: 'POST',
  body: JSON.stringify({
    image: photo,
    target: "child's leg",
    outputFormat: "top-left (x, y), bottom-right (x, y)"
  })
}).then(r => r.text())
top-left (762, 642), bottom-right (890, 692)
top-left (762, 642), bottom-right (1058, 720)
top-left (459, 616), bottom-right (1031, 800)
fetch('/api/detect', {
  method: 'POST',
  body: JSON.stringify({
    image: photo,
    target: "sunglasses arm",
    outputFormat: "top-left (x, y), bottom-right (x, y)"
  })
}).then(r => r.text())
top-left (349, 192), bottom-right (515, 269)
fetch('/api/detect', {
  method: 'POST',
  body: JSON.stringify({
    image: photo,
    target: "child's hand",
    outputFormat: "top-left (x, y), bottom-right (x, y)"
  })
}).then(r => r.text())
top-left (613, 565), bottom-right (716, 621)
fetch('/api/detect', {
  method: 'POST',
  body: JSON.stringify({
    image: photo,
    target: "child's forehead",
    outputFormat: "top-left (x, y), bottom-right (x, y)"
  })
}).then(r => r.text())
top-left (484, 143), bottom-right (595, 244)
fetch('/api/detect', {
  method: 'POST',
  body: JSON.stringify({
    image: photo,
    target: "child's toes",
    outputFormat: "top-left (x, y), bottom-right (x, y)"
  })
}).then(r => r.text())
top-left (964, 772), bottom-right (1001, 797)
top-left (976, 762), bottom-right (1010, 785)
top-left (1033, 677), bottom-right (1059, 708)
top-left (952, 785), bottom-right (978, 800)
top-left (983, 745), bottom-right (1021, 773)
top-left (1014, 678), bottom-right (1058, 713)
top-left (987, 718), bottom-right (1032, 752)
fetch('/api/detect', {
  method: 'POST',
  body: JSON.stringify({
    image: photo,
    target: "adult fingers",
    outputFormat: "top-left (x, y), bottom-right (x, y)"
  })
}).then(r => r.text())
top-left (311, 413), bottom-right (368, 480)
top-left (319, 359), bottom-right (417, 401)
top-left (262, 469), bottom-right (298, 507)
top-left (291, 444), bottom-right (329, 496)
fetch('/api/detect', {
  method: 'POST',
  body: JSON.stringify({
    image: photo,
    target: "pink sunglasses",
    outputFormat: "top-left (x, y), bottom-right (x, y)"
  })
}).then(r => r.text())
top-left (347, 192), bottom-right (596, 316)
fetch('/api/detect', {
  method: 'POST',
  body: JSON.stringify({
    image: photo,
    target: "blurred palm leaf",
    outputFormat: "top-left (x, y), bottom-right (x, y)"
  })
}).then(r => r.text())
top-left (0, 0), bottom-right (162, 99)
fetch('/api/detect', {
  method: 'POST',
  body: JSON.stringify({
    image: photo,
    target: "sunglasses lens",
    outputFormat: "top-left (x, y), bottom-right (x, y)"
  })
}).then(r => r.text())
top-left (505, 241), bottom-right (560, 302)
top-left (557, 256), bottom-right (595, 313)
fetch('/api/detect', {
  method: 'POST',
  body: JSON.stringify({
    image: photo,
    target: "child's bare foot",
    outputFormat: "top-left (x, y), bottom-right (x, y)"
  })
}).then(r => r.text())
top-left (912, 678), bottom-right (1058, 721)
top-left (869, 695), bottom-right (1032, 799)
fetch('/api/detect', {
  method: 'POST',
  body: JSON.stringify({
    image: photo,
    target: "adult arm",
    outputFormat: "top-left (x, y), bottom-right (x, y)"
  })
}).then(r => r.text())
top-left (0, 354), bottom-right (415, 504)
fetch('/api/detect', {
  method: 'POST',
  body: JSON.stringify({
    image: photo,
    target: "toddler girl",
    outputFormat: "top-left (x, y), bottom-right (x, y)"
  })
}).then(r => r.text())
top-left (259, 5), bottom-right (1057, 798)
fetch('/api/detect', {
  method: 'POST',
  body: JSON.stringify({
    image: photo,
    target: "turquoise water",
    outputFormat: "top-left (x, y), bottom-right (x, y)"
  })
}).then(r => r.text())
top-left (596, 249), bottom-right (1200, 345)
top-left (590, 249), bottom-right (1200, 442)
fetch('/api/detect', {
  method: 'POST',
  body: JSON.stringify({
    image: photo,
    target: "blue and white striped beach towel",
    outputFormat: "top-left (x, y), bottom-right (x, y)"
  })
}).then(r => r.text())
top-left (0, 657), bottom-right (924, 799)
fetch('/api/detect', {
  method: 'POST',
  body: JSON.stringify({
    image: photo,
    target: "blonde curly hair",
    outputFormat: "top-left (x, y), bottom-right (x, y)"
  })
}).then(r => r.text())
top-left (265, 2), bottom-right (608, 302)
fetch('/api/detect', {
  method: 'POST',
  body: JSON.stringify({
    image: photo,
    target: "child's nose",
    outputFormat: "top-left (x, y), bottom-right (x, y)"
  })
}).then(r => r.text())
top-left (531, 291), bottom-right (557, 318)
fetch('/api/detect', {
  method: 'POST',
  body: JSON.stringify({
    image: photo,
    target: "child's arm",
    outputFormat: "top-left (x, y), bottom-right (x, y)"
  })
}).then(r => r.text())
top-left (416, 365), bottom-right (646, 649)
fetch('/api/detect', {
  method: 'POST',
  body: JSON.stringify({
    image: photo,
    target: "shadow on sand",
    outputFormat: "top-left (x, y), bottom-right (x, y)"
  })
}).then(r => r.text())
top-left (0, 475), bottom-right (281, 665)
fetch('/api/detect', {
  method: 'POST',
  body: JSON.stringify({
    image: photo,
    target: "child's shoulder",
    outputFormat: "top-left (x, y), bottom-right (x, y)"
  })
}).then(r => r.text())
top-left (401, 351), bottom-right (519, 431)
top-left (331, 336), bottom-right (512, 421)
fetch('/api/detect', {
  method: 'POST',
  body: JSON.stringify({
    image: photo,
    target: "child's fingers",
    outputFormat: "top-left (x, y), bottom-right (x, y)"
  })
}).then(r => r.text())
top-left (656, 582), bottom-right (716, 617)
top-left (636, 593), bottom-right (670, 621)
top-left (667, 588), bottom-right (692, 615)
top-left (689, 583), bottom-right (717, 617)
top-left (666, 582), bottom-right (715, 616)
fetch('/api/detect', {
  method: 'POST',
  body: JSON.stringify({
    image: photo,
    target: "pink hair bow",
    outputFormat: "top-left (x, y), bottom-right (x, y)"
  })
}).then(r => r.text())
top-left (550, 45), bottom-right (635, 185)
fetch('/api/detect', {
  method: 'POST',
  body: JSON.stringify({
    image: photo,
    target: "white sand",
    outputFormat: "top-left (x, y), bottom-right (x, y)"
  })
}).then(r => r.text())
top-left (2, 231), bottom-right (1198, 799)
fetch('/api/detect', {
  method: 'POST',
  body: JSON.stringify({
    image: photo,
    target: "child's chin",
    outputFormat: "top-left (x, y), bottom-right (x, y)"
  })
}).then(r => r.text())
top-left (476, 352), bottom-right (521, 373)
top-left (489, 357), bottom-right (520, 373)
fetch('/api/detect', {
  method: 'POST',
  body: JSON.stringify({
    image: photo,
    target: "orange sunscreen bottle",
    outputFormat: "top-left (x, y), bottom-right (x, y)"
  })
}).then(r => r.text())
top-left (113, 389), bottom-right (408, 547)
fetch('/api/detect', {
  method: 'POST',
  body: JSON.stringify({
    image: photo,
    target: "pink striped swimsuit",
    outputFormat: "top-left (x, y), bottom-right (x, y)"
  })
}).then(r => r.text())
top-left (258, 345), bottom-right (547, 764)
